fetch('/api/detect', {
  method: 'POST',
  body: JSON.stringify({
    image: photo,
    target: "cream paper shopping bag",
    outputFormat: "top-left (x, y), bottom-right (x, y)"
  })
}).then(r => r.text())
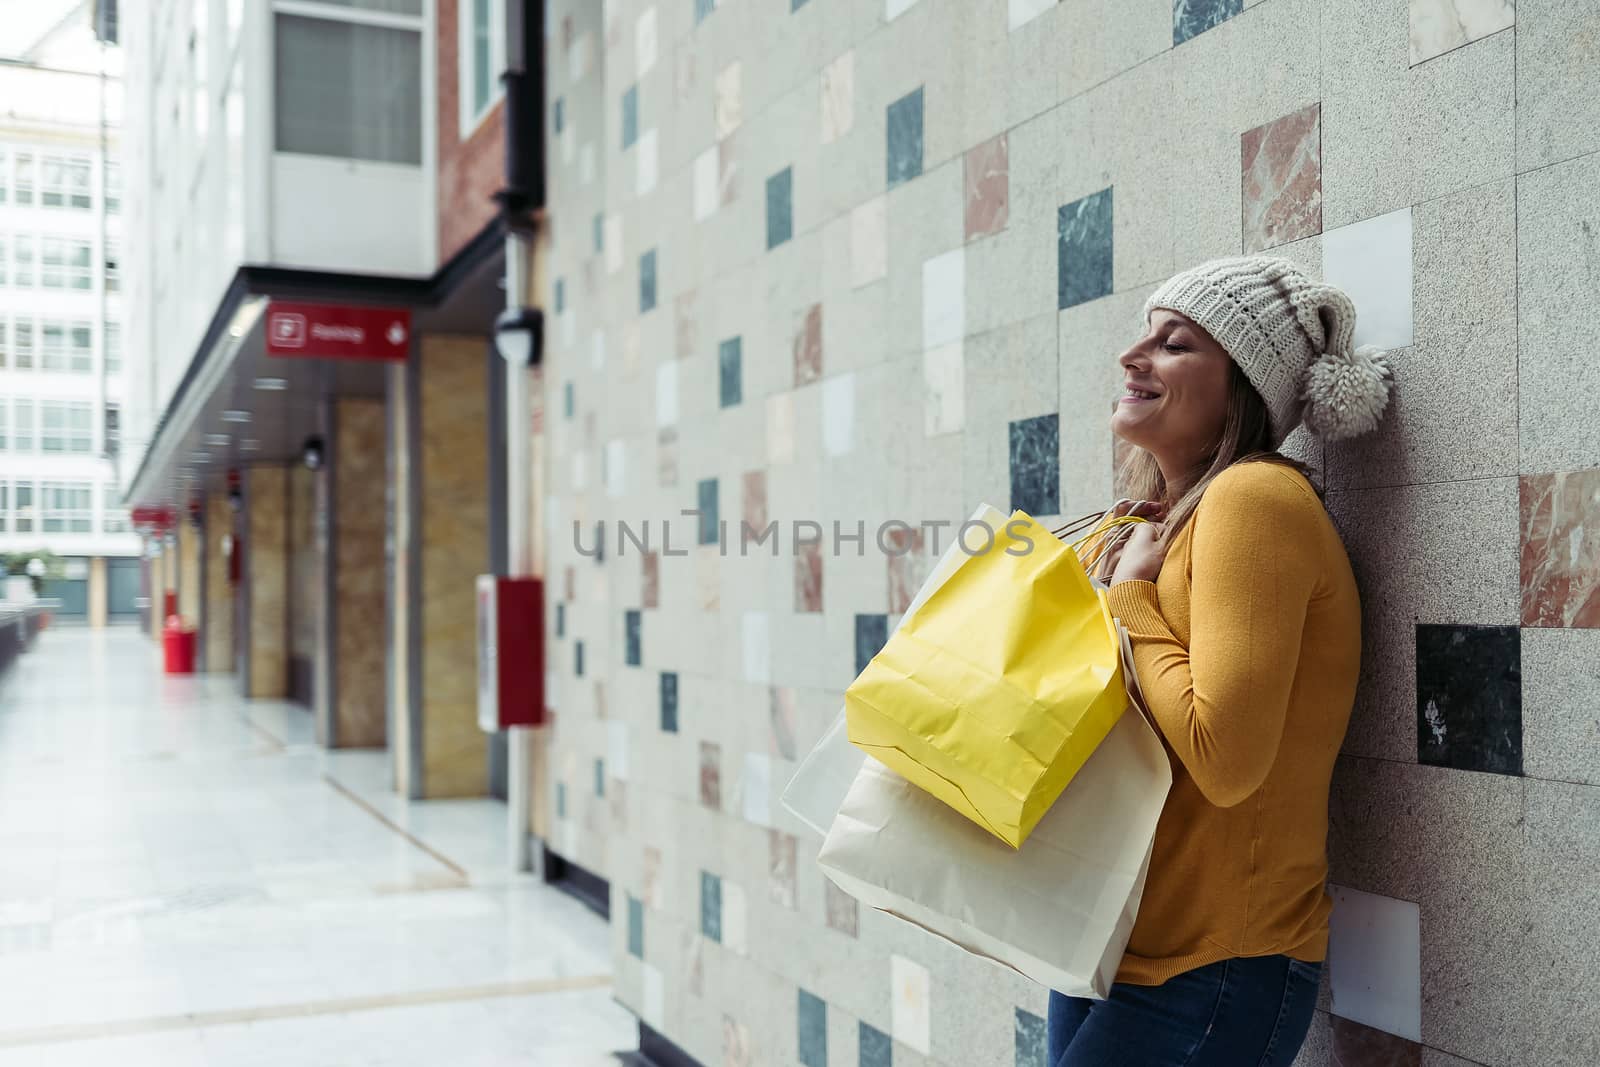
top-left (781, 504), bottom-right (1008, 837)
top-left (815, 621), bottom-right (1170, 998)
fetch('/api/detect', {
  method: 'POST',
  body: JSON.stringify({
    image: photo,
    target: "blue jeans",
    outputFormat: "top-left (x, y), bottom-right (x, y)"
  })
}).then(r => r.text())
top-left (1047, 955), bottom-right (1321, 1067)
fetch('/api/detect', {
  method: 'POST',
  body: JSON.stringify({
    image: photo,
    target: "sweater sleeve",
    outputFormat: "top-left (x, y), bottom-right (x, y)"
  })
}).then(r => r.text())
top-left (1106, 465), bottom-right (1324, 808)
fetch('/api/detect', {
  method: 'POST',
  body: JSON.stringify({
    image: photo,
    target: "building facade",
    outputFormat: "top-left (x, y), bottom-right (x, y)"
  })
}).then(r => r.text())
top-left (0, 18), bottom-right (139, 623)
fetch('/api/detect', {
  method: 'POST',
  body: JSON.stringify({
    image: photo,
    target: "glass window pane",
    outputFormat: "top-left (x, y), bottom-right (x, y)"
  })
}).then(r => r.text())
top-left (15, 322), bottom-right (34, 369)
top-left (16, 484), bottom-right (34, 532)
top-left (275, 15), bottom-right (422, 165)
top-left (473, 0), bottom-right (492, 114)
top-left (305, 0), bottom-right (422, 12)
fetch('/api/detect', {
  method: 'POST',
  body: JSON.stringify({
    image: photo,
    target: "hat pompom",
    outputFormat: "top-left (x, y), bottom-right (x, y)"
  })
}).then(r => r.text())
top-left (1302, 343), bottom-right (1394, 441)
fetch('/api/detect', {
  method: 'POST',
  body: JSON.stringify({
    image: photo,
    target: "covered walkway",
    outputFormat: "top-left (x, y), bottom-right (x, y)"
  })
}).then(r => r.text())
top-left (0, 628), bottom-right (635, 1066)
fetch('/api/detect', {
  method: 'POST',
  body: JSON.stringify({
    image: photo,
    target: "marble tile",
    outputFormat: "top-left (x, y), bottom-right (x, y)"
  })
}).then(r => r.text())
top-left (637, 128), bottom-right (659, 196)
top-left (575, 639), bottom-right (585, 677)
top-left (743, 611), bottom-right (771, 684)
top-left (719, 135), bottom-right (740, 210)
top-left (964, 133), bottom-right (1009, 241)
top-left (798, 989), bottom-right (828, 1067)
top-left (624, 609), bottom-right (642, 666)
top-left (564, 381), bottom-right (575, 418)
top-left (1009, 0), bottom-right (1058, 32)
top-left (742, 752), bottom-right (772, 826)
top-left (1516, 0), bottom-right (1600, 171)
top-left (825, 879), bottom-right (859, 937)
top-left (642, 964), bottom-right (664, 1028)
top-left (769, 393), bottom-right (797, 464)
top-left (659, 671), bottom-right (678, 732)
top-left (643, 845), bottom-right (664, 909)
top-left (922, 248), bottom-right (964, 350)
top-left (1519, 152), bottom-right (1600, 470)
top-left (769, 829), bottom-right (798, 907)
top-left (890, 955), bottom-right (931, 1055)
top-left (592, 212), bottom-right (602, 256)
top-left (821, 51), bottom-right (854, 145)
top-left (635, 5), bottom-right (657, 78)
top-left (1057, 187), bottom-right (1113, 310)
top-left (1520, 469), bottom-right (1600, 628)
top-left (1522, 778), bottom-right (1600, 1066)
top-left (621, 84), bottom-right (639, 149)
top-left (580, 140), bottom-right (595, 185)
top-left (723, 881), bottom-right (748, 955)
top-left (742, 469), bottom-right (767, 535)
top-left (595, 756), bottom-right (605, 796)
top-left (565, 566), bottom-right (575, 601)
top-left (886, 87), bottom-right (924, 190)
top-left (716, 62), bottom-right (742, 139)
top-left (696, 543), bottom-right (721, 611)
top-left (554, 276), bottom-right (566, 313)
top-left (885, 0), bottom-right (923, 21)
top-left (768, 167), bottom-right (795, 250)
top-left (771, 684), bottom-right (796, 758)
top-left (923, 343), bottom-right (965, 437)
top-left (1009, 413), bottom-right (1060, 518)
top-left (1242, 103), bottom-right (1322, 254)
top-left (627, 894), bottom-right (644, 958)
top-left (676, 290), bottom-right (697, 359)
top-left (643, 550), bottom-right (659, 609)
top-left (698, 477), bottom-right (720, 544)
top-left (1327, 884), bottom-right (1422, 1042)
top-left (725, 1015), bottom-right (753, 1067)
top-left (695, 145), bottom-right (720, 221)
top-left (1322, 207), bottom-right (1414, 350)
top-left (700, 741), bottom-right (722, 809)
top-left (555, 602), bottom-right (566, 638)
top-left (1415, 624), bottom-right (1522, 775)
top-left (606, 438), bottom-right (627, 498)
top-left (822, 372), bottom-right (855, 457)
top-left (701, 870), bottom-right (723, 942)
top-left (860, 1021), bottom-right (892, 1067)
top-left (852, 196), bottom-right (888, 287)
top-left (885, 525), bottom-right (926, 614)
top-left (695, 0), bottom-right (715, 24)
top-left (658, 428), bottom-right (679, 487)
top-left (556, 779), bottom-right (568, 818)
top-left (796, 542), bottom-right (825, 613)
top-left (1014, 1007), bottom-right (1047, 1067)
top-left (639, 249), bottom-right (657, 313)
top-left (553, 96), bottom-right (564, 135)
top-left (605, 214), bottom-right (624, 274)
top-left (720, 337), bottom-right (744, 407)
top-left (795, 303), bottom-right (825, 386)
top-left (1173, 0), bottom-right (1243, 46)
top-left (1520, 628), bottom-right (1600, 785)
top-left (1409, 0), bottom-right (1514, 66)
top-left (1331, 1015), bottom-right (1423, 1065)
top-left (855, 613), bottom-right (888, 676)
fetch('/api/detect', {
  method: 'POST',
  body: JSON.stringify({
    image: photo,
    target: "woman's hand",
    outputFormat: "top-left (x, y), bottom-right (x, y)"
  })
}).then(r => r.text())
top-left (1093, 499), bottom-right (1165, 580)
top-left (1110, 520), bottom-right (1169, 586)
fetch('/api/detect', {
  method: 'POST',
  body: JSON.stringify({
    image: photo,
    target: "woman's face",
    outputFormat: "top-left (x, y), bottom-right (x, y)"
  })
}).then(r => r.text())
top-left (1110, 309), bottom-right (1234, 468)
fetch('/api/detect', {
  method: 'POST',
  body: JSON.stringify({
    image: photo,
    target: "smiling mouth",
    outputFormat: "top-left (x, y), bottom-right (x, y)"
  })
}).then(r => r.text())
top-left (1123, 387), bottom-right (1160, 400)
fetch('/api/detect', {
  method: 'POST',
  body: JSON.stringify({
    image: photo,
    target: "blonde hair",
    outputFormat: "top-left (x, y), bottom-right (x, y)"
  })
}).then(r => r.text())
top-left (1116, 362), bottom-right (1317, 539)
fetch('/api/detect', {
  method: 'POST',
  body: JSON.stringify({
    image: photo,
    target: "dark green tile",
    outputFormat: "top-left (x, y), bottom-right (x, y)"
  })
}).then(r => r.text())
top-left (1417, 624), bottom-right (1522, 775)
top-left (767, 167), bottom-right (794, 250)
top-left (798, 989), bottom-right (827, 1067)
top-left (700, 870), bottom-right (722, 942)
top-left (1173, 0), bottom-right (1244, 46)
top-left (1010, 413), bottom-right (1060, 517)
top-left (719, 336), bottom-right (743, 407)
top-left (886, 87), bottom-right (924, 189)
top-left (1057, 187), bottom-right (1113, 310)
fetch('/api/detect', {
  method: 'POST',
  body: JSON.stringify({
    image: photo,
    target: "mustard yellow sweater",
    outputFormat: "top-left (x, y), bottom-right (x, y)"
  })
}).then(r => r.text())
top-left (1105, 461), bottom-right (1362, 987)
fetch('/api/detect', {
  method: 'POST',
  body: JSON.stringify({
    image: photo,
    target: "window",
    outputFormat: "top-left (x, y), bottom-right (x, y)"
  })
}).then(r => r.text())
top-left (40, 401), bottom-right (94, 453)
top-left (13, 401), bottom-right (32, 451)
top-left (0, 235), bottom-right (7, 286)
top-left (102, 482), bottom-right (129, 533)
top-left (41, 157), bottom-right (92, 210)
top-left (105, 241), bottom-right (121, 293)
top-left (13, 153), bottom-right (34, 206)
top-left (41, 238), bottom-right (93, 290)
top-left (13, 321), bottom-right (34, 370)
top-left (0, 400), bottom-right (7, 450)
top-left (15, 483), bottom-right (35, 533)
top-left (0, 484), bottom-right (7, 533)
top-left (42, 482), bottom-right (93, 533)
top-left (103, 403), bottom-right (120, 460)
top-left (104, 161), bottom-right (121, 214)
top-left (12, 236), bottom-right (34, 287)
top-left (105, 322), bottom-right (122, 376)
top-left (459, 0), bottom-right (506, 130)
top-left (72, 323), bottom-right (94, 373)
top-left (275, 14), bottom-right (422, 165)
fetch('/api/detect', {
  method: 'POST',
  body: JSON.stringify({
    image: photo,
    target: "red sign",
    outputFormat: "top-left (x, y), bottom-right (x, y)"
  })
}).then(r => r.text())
top-left (264, 301), bottom-right (411, 362)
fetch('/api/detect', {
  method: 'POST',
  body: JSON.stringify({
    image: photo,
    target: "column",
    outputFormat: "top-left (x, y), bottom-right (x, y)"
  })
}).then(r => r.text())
top-left (243, 465), bottom-right (289, 699)
top-left (88, 557), bottom-right (108, 629)
top-left (177, 512), bottom-right (201, 627)
top-left (320, 396), bottom-right (387, 748)
top-left (203, 493), bottom-right (234, 672)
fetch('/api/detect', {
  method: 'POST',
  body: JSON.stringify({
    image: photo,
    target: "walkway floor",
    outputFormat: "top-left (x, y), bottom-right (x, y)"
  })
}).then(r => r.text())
top-left (0, 626), bottom-right (636, 1066)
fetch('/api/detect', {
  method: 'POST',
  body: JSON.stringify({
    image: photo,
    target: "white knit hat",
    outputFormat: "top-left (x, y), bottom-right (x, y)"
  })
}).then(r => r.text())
top-left (1142, 255), bottom-right (1394, 445)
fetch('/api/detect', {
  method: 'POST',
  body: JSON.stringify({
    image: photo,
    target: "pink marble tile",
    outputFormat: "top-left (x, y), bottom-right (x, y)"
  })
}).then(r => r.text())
top-left (769, 830), bottom-right (797, 908)
top-left (658, 428), bottom-right (679, 487)
top-left (676, 289), bottom-right (697, 360)
top-left (700, 741), bottom-right (722, 809)
top-left (595, 680), bottom-right (608, 720)
top-left (696, 544), bottom-right (721, 611)
top-left (794, 303), bottom-right (824, 387)
top-left (885, 526), bottom-right (927, 614)
top-left (742, 471), bottom-right (768, 536)
top-left (1330, 1015), bottom-right (1422, 1066)
top-left (795, 542), bottom-right (823, 613)
top-left (723, 1017), bottom-right (752, 1067)
top-left (718, 134), bottom-right (739, 208)
top-left (825, 879), bottom-right (859, 938)
top-left (1241, 102), bottom-right (1322, 254)
top-left (609, 778), bottom-right (627, 829)
top-left (565, 566), bottom-right (576, 601)
top-left (1521, 469), bottom-right (1600, 628)
top-left (642, 845), bottom-right (664, 909)
top-left (686, 933), bottom-right (705, 996)
top-left (642, 550), bottom-right (660, 609)
top-left (964, 133), bottom-right (1009, 241)
top-left (768, 686), bottom-right (797, 760)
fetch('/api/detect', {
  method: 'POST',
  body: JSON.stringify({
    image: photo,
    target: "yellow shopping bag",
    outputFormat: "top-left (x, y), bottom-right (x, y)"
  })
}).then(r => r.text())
top-left (844, 509), bottom-right (1133, 848)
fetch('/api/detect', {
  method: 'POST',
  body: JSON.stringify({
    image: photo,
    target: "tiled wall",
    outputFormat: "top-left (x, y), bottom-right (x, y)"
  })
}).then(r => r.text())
top-left (541, 1), bottom-right (1599, 1065)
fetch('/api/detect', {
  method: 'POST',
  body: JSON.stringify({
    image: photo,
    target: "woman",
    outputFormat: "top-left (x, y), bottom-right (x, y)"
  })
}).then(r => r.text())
top-left (1048, 256), bottom-right (1395, 1066)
